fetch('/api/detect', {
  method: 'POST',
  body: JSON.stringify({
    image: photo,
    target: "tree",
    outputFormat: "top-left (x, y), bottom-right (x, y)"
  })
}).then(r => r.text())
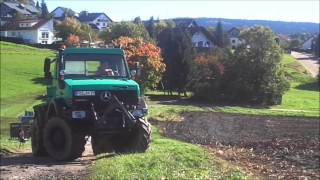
top-left (40, 0), bottom-right (49, 18)
top-left (214, 21), bottom-right (224, 48)
top-left (79, 23), bottom-right (98, 42)
top-left (56, 17), bottom-right (82, 40)
top-left (66, 34), bottom-right (80, 47)
top-left (188, 49), bottom-right (226, 101)
top-left (289, 39), bottom-right (301, 50)
top-left (223, 26), bottom-right (290, 105)
top-left (146, 16), bottom-right (155, 39)
top-left (36, 1), bottom-right (40, 9)
top-left (112, 37), bottom-right (166, 92)
top-left (105, 21), bottom-right (151, 42)
top-left (133, 16), bottom-right (142, 25)
top-left (158, 27), bottom-right (195, 95)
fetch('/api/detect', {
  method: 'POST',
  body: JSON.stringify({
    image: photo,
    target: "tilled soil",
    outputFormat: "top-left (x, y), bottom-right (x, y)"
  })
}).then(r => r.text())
top-left (155, 112), bottom-right (320, 179)
top-left (0, 140), bottom-right (95, 180)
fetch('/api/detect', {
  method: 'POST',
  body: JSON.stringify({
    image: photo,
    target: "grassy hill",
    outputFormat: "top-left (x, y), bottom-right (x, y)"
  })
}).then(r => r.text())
top-left (0, 41), bottom-right (55, 150)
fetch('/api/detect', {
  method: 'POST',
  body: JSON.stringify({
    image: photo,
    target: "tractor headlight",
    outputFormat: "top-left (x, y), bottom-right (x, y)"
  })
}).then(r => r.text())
top-left (74, 91), bottom-right (95, 96)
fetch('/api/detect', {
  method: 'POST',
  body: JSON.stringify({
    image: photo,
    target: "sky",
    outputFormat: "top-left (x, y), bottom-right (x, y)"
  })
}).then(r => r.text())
top-left (46, 0), bottom-right (320, 23)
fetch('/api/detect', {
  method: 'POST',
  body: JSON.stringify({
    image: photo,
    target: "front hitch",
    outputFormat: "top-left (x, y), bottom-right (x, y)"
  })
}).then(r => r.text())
top-left (91, 95), bottom-right (136, 130)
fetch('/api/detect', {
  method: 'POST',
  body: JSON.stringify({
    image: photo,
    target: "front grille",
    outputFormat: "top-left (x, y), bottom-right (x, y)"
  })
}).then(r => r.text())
top-left (73, 90), bottom-right (138, 105)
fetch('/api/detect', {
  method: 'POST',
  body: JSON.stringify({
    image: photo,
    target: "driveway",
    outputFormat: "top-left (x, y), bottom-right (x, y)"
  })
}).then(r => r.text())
top-left (291, 51), bottom-right (319, 78)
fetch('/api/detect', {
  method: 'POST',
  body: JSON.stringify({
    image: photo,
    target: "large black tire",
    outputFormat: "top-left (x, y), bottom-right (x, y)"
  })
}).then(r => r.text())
top-left (43, 117), bottom-right (85, 161)
top-left (112, 118), bottom-right (151, 153)
top-left (91, 135), bottom-right (114, 155)
top-left (31, 121), bottom-right (47, 156)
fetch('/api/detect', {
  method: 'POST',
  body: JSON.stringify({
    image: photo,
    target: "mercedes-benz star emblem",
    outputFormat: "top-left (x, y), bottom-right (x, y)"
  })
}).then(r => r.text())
top-left (100, 91), bottom-right (112, 102)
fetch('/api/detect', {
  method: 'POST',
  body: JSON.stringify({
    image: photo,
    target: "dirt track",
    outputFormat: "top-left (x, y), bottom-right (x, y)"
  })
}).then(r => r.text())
top-left (0, 140), bottom-right (95, 180)
top-left (156, 112), bottom-right (320, 179)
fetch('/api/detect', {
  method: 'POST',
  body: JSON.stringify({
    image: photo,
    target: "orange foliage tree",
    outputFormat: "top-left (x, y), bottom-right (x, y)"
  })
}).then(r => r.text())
top-left (112, 37), bottom-right (166, 91)
top-left (66, 34), bottom-right (80, 47)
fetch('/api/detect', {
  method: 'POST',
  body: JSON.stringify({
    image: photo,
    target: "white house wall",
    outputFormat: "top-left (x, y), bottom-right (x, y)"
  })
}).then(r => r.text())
top-left (37, 19), bottom-right (54, 44)
top-left (191, 32), bottom-right (213, 48)
top-left (230, 37), bottom-right (245, 48)
top-left (92, 14), bottom-right (111, 30)
top-left (1, 30), bottom-right (38, 43)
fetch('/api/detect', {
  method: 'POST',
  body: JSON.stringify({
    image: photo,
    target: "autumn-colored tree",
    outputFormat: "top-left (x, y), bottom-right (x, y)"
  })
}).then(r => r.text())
top-left (66, 34), bottom-right (80, 47)
top-left (112, 37), bottom-right (166, 92)
top-left (188, 49), bottom-right (226, 101)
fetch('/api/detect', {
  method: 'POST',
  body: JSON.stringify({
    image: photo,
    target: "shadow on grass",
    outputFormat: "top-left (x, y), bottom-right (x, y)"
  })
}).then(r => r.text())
top-left (296, 81), bottom-right (320, 91)
top-left (31, 77), bottom-right (48, 86)
top-left (145, 93), bottom-right (269, 109)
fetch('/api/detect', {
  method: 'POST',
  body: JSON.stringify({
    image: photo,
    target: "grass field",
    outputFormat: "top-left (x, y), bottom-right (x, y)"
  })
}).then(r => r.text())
top-left (0, 42), bottom-right (317, 178)
top-left (0, 41), bottom-right (55, 150)
top-left (91, 127), bottom-right (246, 179)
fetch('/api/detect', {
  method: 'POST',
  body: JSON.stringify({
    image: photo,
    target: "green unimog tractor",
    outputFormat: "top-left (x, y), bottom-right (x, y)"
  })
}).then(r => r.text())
top-left (32, 47), bottom-right (151, 161)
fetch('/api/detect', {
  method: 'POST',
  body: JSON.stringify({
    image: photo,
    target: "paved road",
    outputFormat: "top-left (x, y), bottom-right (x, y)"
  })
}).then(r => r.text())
top-left (291, 51), bottom-right (319, 78)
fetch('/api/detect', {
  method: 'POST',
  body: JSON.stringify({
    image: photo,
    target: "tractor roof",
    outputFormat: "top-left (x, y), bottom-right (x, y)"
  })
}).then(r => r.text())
top-left (64, 48), bottom-right (124, 55)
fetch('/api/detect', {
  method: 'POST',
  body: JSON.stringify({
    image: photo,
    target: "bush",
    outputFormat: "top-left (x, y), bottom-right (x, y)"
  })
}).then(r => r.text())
top-left (188, 48), bottom-right (227, 101)
top-left (222, 26), bottom-right (290, 105)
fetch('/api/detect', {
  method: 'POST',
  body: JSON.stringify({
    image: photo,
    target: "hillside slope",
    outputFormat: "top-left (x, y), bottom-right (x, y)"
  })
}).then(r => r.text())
top-left (0, 41), bottom-right (55, 135)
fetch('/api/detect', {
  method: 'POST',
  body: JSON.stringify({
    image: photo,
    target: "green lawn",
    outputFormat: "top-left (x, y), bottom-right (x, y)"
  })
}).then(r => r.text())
top-left (0, 41), bottom-right (55, 151)
top-left (91, 127), bottom-right (246, 180)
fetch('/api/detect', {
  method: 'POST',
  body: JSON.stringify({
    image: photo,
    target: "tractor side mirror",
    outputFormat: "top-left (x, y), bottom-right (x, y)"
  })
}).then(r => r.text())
top-left (44, 58), bottom-right (52, 79)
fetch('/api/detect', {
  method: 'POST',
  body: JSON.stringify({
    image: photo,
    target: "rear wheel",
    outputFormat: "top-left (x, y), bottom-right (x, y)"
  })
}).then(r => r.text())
top-left (31, 116), bottom-right (47, 156)
top-left (91, 135), bottom-right (114, 155)
top-left (43, 117), bottom-right (85, 161)
top-left (112, 118), bottom-right (151, 153)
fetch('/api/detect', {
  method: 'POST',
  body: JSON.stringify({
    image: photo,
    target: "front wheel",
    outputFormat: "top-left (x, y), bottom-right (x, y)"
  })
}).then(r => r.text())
top-left (31, 119), bottom-right (47, 156)
top-left (43, 117), bottom-right (85, 161)
top-left (112, 118), bottom-right (151, 153)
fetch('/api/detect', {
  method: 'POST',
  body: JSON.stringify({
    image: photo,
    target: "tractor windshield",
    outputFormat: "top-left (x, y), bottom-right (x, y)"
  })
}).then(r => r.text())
top-left (63, 54), bottom-right (128, 78)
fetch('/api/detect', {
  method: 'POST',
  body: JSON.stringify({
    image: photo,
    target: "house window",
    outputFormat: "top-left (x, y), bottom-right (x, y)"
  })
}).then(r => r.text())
top-left (102, 23), bottom-right (106, 26)
top-left (198, 41), bottom-right (203, 47)
top-left (96, 22), bottom-right (100, 26)
top-left (232, 39), bottom-right (236, 43)
top-left (42, 32), bottom-right (49, 39)
top-left (41, 41), bottom-right (48, 44)
top-left (206, 41), bottom-right (210, 47)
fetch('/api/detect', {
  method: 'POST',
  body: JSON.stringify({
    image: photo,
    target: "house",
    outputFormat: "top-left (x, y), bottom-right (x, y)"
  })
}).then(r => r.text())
top-left (173, 18), bottom-right (198, 28)
top-left (0, 2), bottom-right (39, 20)
top-left (0, 18), bottom-right (55, 44)
top-left (174, 18), bottom-right (215, 48)
top-left (77, 11), bottom-right (112, 30)
top-left (227, 27), bottom-right (245, 49)
top-left (188, 26), bottom-right (215, 48)
top-left (302, 36), bottom-right (315, 51)
top-left (50, 6), bottom-right (76, 21)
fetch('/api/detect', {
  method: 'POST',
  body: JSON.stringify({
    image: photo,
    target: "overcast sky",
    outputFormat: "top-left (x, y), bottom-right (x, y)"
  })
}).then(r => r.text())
top-left (46, 0), bottom-right (320, 23)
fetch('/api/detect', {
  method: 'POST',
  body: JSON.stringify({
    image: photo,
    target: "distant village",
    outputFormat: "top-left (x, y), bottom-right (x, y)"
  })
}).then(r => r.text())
top-left (0, 0), bottom-right (318, 52)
